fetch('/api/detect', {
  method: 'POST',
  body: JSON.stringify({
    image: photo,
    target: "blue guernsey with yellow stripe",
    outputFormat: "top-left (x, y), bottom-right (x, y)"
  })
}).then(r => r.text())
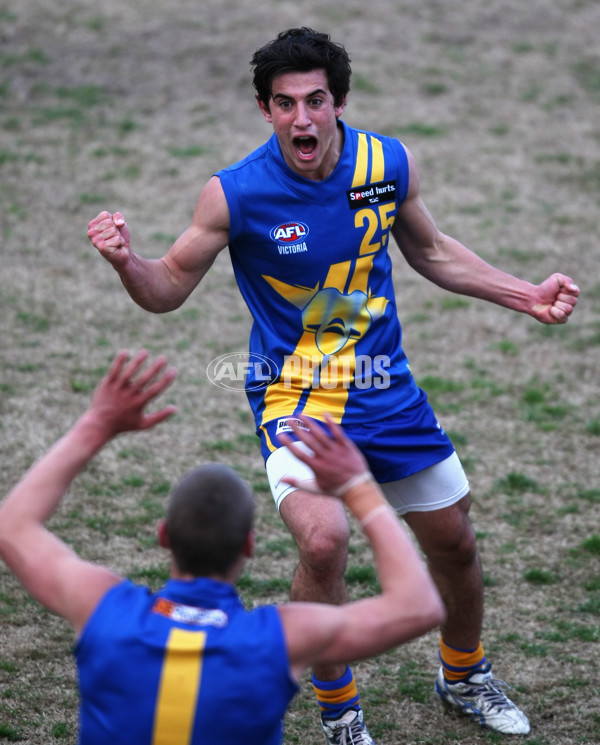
top-left (75, 579), bottom-right (298, 745)
top-left (217, 120), bottom-right (421, 434)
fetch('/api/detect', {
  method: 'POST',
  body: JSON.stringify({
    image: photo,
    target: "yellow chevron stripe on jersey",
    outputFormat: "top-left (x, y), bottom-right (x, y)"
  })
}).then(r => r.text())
top-left (347, 254), bottom-right (373, 294)
top-left (324, 260), bottom-right (351, 291)
top-left (262, 275), bottom-right (319, 310)
top-left (303, 380), bottom-right (350, 421)
top-left (259, 251), bottom-right (389, 426)
top-left (260, 332), bottom-right (318, 422)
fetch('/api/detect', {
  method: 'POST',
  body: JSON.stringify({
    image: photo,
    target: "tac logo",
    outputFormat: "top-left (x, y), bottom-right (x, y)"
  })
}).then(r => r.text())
top-left (206, 352), bottom-right (279, 391)
top-left (270, 221), bottom-right (309, 243)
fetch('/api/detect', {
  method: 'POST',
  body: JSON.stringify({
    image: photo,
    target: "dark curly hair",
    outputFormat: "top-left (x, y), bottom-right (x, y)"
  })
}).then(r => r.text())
top-left (251, 27), bottom-right (352, 109)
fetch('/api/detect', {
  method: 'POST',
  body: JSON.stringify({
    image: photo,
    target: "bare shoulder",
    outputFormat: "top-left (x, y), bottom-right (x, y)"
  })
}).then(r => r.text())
top-left (65, 561), bottom-right (123, 635)
top-left (401, 144), bottom-right (421, 200)
top-left (193, 175), bottom-right (230, 233)
top-left (163, 176), bottom-right (230, 277)
top-left (22, 546), bottom-right (122, 636)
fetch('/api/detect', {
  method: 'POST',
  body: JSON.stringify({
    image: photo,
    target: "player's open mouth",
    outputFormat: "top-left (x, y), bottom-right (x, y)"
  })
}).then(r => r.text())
top-left (294, 136), bottom-right (317, 158)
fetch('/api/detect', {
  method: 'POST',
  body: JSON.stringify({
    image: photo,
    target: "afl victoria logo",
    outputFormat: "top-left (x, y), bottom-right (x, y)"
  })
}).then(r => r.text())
top-left (270, 221), bottom-right (309, 243)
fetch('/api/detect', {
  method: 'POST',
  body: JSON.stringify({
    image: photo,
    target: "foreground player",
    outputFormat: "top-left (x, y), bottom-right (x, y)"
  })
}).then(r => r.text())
top-left (0, 350), bottom-right (444, 745)
top-left (87, 27), bottom-right (579, 741)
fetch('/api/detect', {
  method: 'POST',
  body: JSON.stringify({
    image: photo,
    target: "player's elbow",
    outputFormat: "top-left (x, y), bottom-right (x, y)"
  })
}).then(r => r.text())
top-left (413, 573), bottom-right (446, 631)
top-left (0, 516), bottom-right (21, 568)
top-left (374, 585), bottom-right (446, 647)
top-left (393, 582), bottom-right (446, 640)
top-left (399, 594), bottom-right (445, 643)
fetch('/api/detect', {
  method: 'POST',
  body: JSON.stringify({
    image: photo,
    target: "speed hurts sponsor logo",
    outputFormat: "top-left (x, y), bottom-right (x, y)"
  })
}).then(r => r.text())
top-left (346, 180), bottom-right (397, 209)
top-left (270, 221), bottom-right (309, 255)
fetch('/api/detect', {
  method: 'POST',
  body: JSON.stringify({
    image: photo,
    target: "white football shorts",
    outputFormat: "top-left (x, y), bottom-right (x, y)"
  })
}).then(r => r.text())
top-left (266, 445), bottom-right (469, 514)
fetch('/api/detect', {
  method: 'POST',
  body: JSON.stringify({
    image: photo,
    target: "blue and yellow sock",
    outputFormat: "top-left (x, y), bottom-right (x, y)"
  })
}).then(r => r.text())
top-left (312, 666), bottom-right (360, 715)
top-left (439, 638), bottom-right (487, 682)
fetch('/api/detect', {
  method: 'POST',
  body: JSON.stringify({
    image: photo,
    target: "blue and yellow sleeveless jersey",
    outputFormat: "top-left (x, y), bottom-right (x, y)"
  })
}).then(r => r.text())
top-left (217, 119), bottom-right (422, 435)
top-left (75, 578), bottom-right (298, 745)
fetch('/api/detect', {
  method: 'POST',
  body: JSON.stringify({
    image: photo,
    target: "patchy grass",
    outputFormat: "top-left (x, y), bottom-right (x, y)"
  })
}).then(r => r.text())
top-left (0, 1), bottom-right (598, 744)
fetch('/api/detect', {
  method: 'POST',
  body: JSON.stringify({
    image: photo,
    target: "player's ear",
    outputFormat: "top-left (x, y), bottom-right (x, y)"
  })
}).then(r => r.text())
top-left (334, 95), bottom-right (347, 118)
top-left (256, 95), bottom-right (273, 122)
top-left (156, 518), bottom-right (170, 549)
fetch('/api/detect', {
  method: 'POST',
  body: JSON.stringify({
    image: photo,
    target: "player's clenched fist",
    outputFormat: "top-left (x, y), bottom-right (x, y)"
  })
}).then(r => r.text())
top-left (530, 272), bottom-right (580, 325)
top-left (87, 211), bottom-right (131, 267)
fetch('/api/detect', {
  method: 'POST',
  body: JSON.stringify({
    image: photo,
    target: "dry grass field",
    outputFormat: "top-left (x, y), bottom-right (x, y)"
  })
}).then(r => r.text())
top-left (1, 1), bottom-right (599, 743)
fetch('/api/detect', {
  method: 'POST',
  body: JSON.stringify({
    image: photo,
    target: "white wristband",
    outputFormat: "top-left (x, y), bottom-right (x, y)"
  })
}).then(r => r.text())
top-left (331, 471), bottom-right (374, 497)
top-left (359, 504), bottom-right (392, 530)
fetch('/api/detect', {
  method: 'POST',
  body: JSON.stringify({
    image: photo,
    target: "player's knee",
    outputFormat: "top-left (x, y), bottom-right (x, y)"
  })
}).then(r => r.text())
top-left (431, 521), bottom-right (478, 568)
top-left (415, 504), bottom-right (478, 568)
top-left (451, 527), bottom-right (478, 566)
top-left (298, 522), bottom-right (350, 575)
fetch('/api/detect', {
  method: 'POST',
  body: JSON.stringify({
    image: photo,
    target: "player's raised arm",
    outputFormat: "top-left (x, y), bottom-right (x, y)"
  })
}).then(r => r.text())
top-left (392, 148), bottom-right (580, 324)
top-left (0, 351), bottom-right (177, 634)
top-left (277, 416), bottom-right (445, 678)
top-left (87, 176), bottom-right (231, 313)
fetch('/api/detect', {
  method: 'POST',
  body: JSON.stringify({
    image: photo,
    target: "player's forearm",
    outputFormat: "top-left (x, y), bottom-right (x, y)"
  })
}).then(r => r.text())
top-left (115, 253), bottom-right (190, 313)
top-left (412, 234), bottom-right (537, 314)
top-left (345, 481), bottom-right (445, 629)
top-left (366, 507), bottom-right (441, 604)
